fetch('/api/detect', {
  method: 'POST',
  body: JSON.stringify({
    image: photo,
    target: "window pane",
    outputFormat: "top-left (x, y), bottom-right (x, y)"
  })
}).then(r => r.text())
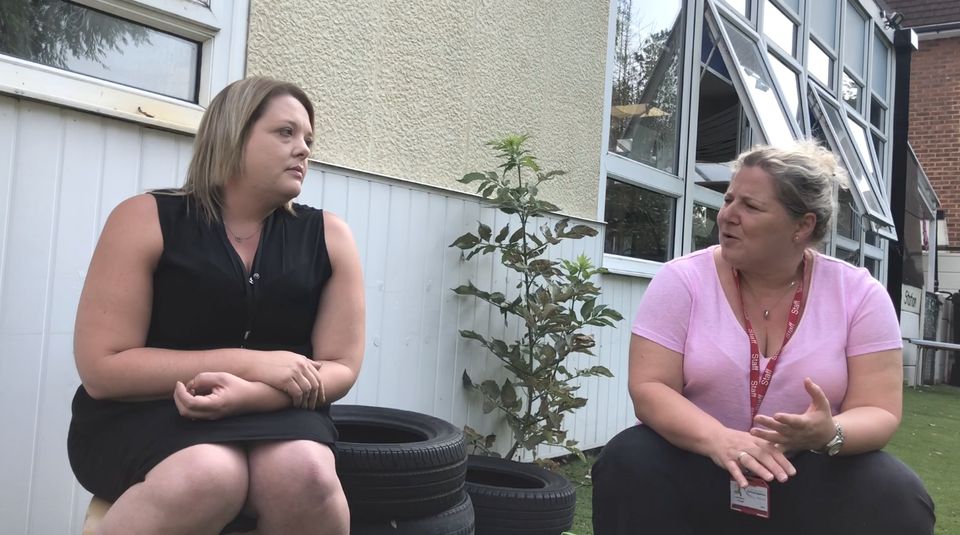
top-left (604, 178), bottom-right (675, 261)
top-left (836, 187), bottom-right (860, 239)
top-left (870, 96), bottom-right (885, 130)
top-left (763, 1), bottom-right (796, 55)
top-left (808, 40), bottom-right (833, 86)
top-left (846, 116), bottom-right (879, 179)
top-left (842, 71), bottom-right (862, 111)
top-left (835, 245), bottom-right (861, 266)
top-left (844, 2), bottom-right (866, 75)
top-left (693, 204), bottom-right (720, 251)
top-left (864, 256), bottom-right (880, 278)
top-left (724, 0), bottom-right (750, 17)
top-left (810, 0), bottom-right (838, 48)
top-left (769, 53), bottom-right (801, 124)
top-left (816, 95), bottom-right (886, 219)
top-left (610, 0), bottom-right (684, 173)
top-left (872, 32), bottom-right (890, 98)
top-left (0, 0), bottom-right (200, 102)
top-left (872, 134), bottom-right (885, 172)
top-left (780, 0), bottom-right (800, 14)
top-left (720, 18), bottom-right (796, 145)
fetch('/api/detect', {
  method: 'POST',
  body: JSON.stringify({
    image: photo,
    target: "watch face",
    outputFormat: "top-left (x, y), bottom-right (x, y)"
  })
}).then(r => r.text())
top-left (827, 442), bottom-right (843, 456)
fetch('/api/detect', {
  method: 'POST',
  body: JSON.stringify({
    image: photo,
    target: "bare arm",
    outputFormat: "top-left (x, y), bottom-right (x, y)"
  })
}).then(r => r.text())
top-left (750, 349), bottom-right (902, 455)
top-left (309, 211), bottom-right (365, 403)
top-left (834, 349), bottom-right (903, 453)
top-left (74, 195), bottom-right (323, 402)
top-left (630, 335), bottom-right (795, 487)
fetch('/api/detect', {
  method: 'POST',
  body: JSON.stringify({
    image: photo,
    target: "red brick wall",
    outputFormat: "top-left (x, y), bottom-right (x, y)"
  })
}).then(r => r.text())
top-left (908, 36), bottom-right (960, 246)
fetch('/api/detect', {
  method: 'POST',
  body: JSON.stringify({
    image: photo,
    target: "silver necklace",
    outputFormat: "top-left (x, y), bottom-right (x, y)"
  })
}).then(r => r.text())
top-left (741, 278), bottom-right (798, 320)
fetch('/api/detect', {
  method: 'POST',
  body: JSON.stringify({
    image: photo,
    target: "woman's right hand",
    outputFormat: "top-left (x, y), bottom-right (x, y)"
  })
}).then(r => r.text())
top-left (708, 428), bottom-right (797, 488)
top-left (252, 351), bottom-right (324, 409)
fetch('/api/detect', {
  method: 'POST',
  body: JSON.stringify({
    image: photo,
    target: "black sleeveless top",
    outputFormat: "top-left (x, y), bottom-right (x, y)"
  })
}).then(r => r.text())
top-left (68, 193), bottom-right (339, 502)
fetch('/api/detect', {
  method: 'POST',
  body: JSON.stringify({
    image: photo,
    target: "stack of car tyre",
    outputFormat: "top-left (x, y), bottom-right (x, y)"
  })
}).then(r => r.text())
top-left (331, 405), bottom-right (474, 534)
top-left (464, 455), bottom-right (577, 535)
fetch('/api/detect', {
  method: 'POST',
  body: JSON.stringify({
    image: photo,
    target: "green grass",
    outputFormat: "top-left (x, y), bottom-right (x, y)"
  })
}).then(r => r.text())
top-left (559, 385), bottom-right (960, 535)
top-left (888, 385), bottom-right (960, 535)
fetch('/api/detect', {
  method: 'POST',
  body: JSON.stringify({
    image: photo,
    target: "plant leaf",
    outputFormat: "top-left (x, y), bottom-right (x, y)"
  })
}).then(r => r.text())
top-left (450, 233), bottom-right (480, 249)
top-left (460, 172), bottom-right (487, 184)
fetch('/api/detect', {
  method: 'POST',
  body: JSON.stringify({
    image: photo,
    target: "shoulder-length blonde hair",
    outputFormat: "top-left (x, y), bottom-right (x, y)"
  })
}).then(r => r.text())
top-left (180, 77), bottom-right (315, 222)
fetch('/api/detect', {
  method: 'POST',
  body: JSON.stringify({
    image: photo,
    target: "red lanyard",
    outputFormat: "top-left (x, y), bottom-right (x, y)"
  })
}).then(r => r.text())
top-left (732, 262), bottom-right (805, 419)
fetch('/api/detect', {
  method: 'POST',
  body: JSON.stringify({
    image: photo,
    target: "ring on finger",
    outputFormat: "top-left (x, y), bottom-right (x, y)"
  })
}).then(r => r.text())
top-left (737, 451), bottom-right (749, 464)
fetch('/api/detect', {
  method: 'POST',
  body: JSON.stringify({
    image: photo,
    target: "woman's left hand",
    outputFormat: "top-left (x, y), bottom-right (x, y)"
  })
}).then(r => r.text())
top-left (750, 377), bottom-right (837, 452)
top-left (173, 372), bottom-right (257, 420)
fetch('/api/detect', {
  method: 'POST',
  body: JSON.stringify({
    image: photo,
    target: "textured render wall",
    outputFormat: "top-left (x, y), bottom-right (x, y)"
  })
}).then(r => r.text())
top-left (908, 37), bottom-right (960, 245)
top-left (247, 0), bottom-right (609, 220)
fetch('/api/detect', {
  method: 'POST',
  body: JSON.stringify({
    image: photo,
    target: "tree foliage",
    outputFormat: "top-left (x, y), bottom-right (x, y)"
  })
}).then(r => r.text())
top-left (451, 135), bottom-right (623, 462)
top-left (0, 0), bottom-right (150, 69)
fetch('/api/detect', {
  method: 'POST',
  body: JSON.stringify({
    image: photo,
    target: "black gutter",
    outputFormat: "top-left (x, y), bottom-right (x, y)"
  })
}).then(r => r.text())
top-left (887, 28), bottom-right (918, 316)
top-left (911, 21), bottom-right (960, 34)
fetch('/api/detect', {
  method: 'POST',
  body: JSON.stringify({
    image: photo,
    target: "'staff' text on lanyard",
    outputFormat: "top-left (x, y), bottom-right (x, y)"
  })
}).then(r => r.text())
top-left (732, 263), bottom-right (805, 420)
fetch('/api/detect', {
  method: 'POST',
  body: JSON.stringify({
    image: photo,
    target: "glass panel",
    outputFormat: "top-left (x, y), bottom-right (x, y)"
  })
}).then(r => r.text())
top-left (763, 1), bottom-right (796, 55)
top-left (872, 134), bottom-right (885, 172)
top-left (780, 0), bottom-right (800, 14)
top-left (604, 178), bottom-right (676, 261)
top-left (702, 24), bottom-right (731, 79)
top-left (864, 256), bottom-right (880, 278)
top-left (808, 40), bottom-right (833, 86)
top-left (693, 204), bottom-right (720, 251)
top-left (724, 0), bottom-right (750, 17)
top-left (842, 71), bottom-right (862, 111)
top-left (816, 94), bottom-right (887, 220)
top-left (610, 0), bottom-right (684, 173)
top-left (872, 32), bottom-right (890, 98)
top-left (720, 17), bottom-right (796, 145)
top-left (0, 0), bottom-right (200, 102)
top-left (866, 228), bottom-right (881, 246)
top-left (846, 117), bottom-right (879, 180)
top-left (870, 96), bottom-right (885, 130)
top-left (810, 0), bottom-right (838, 48)
top-left (844, 2), bottom-right (866, 75)
top-left (769, 53), bottom-right (801, 123)
top-left (835, 245), bottom-right (861, 266)
top-left (836, 187), bottom-right (860, 239)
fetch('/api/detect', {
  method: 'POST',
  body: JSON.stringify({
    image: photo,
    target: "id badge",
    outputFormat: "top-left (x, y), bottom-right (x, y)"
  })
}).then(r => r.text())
top-left (730, 476), bottom-right (770, 518)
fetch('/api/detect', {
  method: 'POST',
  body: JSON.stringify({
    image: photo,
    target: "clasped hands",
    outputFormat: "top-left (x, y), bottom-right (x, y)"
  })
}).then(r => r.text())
top-left (713, 378), bottom-right (837, 488)
top-left (173, 351), bottom-right (326, 420)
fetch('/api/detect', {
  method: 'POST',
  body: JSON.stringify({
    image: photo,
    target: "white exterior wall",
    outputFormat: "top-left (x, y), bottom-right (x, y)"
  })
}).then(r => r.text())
top-left (0, 95), bottom-right (642, 532)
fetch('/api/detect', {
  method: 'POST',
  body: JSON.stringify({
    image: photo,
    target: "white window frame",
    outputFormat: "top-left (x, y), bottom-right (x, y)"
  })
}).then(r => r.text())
top-left (0, 0), bottom-right (248, 133)
top-left (708, 1), bottom-right (802, 146)
top-left (598, 0), bottom-right (699, 278)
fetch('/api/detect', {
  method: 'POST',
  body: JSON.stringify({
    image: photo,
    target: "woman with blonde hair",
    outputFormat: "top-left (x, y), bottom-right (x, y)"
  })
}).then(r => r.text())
top-left (592, 142), bottom-right (934, 534)
top-left (68, 77), bottom-right (364, 534)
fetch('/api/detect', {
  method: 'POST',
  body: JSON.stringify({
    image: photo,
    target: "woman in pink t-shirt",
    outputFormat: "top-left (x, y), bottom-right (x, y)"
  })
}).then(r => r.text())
top-left (592, 143), bottom-right (934, 534)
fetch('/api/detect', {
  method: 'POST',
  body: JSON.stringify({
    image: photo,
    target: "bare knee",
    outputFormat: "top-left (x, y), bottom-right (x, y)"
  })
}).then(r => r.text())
top-left (249, 441), bottom-right (342, 502)
top-left (145, 443), bottom-right (249, 510)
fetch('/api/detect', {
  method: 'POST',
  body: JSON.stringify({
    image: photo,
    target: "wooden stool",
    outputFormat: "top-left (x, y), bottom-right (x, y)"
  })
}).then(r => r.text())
top-left (82, 496), bottom-right (259, 534)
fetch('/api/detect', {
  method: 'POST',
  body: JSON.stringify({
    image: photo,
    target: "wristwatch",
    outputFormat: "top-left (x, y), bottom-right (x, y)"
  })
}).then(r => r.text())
top-left (813, 423), bottom-right (844, 456)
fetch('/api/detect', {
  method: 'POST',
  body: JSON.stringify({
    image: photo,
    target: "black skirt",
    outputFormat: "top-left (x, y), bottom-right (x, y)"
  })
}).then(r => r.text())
top-left (68, 388), bottom-right (338, 502)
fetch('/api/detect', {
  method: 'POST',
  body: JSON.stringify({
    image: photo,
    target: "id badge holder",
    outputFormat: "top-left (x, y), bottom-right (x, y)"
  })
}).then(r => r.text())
top-left (730, 476), bottom-right (770, 518)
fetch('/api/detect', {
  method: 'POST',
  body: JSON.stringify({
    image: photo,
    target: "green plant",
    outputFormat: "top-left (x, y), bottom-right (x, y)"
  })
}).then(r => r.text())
top-left (450, 134), bottom-right (623, 462)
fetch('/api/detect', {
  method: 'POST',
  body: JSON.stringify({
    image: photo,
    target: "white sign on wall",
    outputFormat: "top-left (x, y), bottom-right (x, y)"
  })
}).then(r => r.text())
top-left (902, 285), bottom-right (922, 314)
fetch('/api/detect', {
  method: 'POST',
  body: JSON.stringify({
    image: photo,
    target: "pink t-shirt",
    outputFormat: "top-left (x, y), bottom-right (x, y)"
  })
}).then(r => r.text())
top-left (632, 246), bottom-right (902, 431)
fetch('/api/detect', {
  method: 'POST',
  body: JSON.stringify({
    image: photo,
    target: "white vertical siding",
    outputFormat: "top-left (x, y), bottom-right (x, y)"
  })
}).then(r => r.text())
top-left (0, 96), bottom-right (196, 533)
top-left (0, 94), bottom-right (644, 531)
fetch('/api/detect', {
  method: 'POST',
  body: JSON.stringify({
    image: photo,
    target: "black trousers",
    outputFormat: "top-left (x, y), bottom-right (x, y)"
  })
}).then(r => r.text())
top-left (592, 425), bottom-right (935, 535)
